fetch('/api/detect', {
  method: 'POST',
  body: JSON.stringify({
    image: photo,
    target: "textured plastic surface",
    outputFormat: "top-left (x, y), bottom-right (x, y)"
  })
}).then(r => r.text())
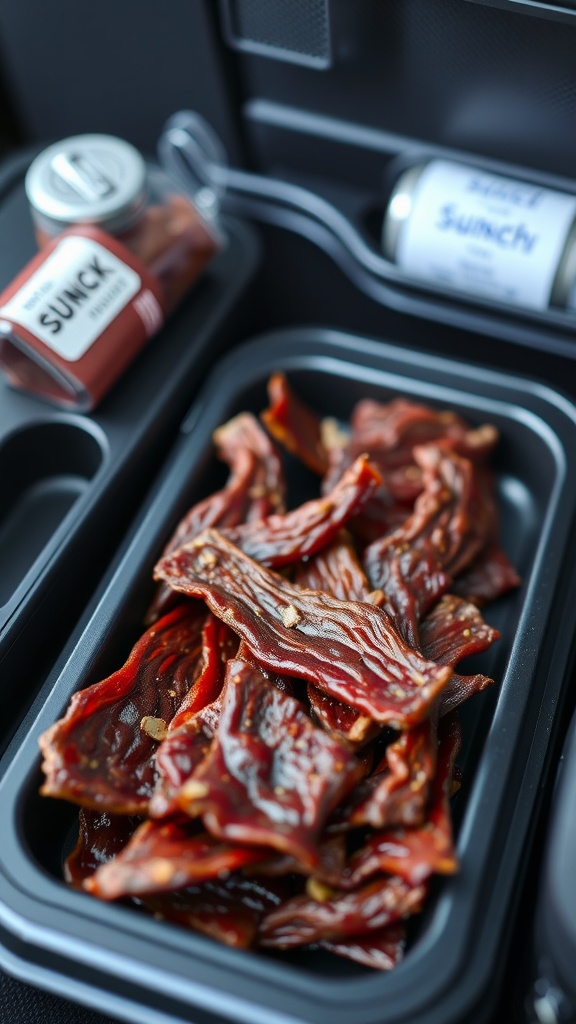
top-left (0, 152), bottom-right (260, 753)
top-left (531, 710), bottom-right (576, 1018)
top-left (1, 328), bottom-right (576, 1024)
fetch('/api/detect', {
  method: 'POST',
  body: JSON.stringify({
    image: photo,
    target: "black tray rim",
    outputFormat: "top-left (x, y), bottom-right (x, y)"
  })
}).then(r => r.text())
top-left (1, 327), bottom-right (576, 1024)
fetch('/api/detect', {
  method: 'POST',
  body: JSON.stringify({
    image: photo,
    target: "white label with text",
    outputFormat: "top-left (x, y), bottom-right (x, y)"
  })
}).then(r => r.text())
top-left (396, 160), bottom-right (576, 309)
top-left (0, 235), bottom-right (142, 360)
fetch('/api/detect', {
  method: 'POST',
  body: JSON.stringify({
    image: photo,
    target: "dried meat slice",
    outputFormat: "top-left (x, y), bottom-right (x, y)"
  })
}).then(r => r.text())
top-left (298, 532), bottom-right (381, 746)
top-left (363, 443), bottom-right (496, 646)
top-left (350, 398), bottom-right (476, 464)
top-left (419, 593), bottom-right (500, 666)
top-left (322, 399), bottom-right (498, 546)
top-left (85, 820), bottom-right (270, 900)
top-left (64, 809), bottom-right (139, 888)
top-left (420, 593), bottom-right (499, 714)
top-left (39, 604), bottom-right (207, 814)
top-left (261, 371), bottom-right (329, 476)
top-left (332, 716), bottom-right (438, 832)
top-left (364, 545), bottom-right (452, 650)
top-left (138, 873), bottom-right (294, 949)
top-left (223, 455), bottom-right (381, 569)
top-left (451, 542), bottom-right (521, 606)
top-left (176, 659), bottom-right (362, 870)
top-left (316, 922), bottom-right (406, 970)
top-left (154, 530), bottom-right (453, 729)
top-left (149, 615), bottom-right (238, 819)
top-left (212, 412), bottom-right (286, 523)
top-left (294, 530), bottom-right (373, 603)
top-left (148, 412), bottom-right (286, 622)
top-left (150, 697), bottom-right (222, 820)
top-left (339, 714), bottom-right (461, 888)
top-left (259, 875), bottom-right (425, 948)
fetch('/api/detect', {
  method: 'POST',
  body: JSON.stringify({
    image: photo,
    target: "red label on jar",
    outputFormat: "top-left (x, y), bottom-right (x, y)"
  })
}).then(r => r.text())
top-left (0, 225), bottom-right (165, 409)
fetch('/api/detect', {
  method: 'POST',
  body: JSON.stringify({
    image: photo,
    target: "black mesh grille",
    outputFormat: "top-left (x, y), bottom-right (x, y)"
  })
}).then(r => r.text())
top-left (222, 0), bottom-right (331, 65)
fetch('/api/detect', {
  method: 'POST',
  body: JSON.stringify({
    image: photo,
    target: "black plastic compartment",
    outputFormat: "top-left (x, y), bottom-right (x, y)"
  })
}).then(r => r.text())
top-left (1, 327), bottom-right (576, 1024)
top-left (0, 151), bottom-right (261, 755)
top-left (528, 708), bottom-right (576, 1022)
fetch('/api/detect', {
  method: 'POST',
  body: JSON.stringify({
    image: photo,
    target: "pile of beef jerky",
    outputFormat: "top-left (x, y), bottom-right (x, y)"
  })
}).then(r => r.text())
top-left (39, 374), bottom-right (520, 971)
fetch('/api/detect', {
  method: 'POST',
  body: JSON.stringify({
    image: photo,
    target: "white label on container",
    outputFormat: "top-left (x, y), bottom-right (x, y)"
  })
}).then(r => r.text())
top-left (0, 235), bottom-right (142, 360)
top-left (396, 160), bottom-right (576, 310)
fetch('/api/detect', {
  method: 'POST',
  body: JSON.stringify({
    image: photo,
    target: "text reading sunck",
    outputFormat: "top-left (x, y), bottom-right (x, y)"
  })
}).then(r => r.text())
top-left (37, 255), bottom-right (117, 334)
top-left (435, 203), bottom-right (539, 254)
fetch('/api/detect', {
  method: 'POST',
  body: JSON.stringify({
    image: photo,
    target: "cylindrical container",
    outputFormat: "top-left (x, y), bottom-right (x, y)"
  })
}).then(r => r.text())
top-left (382, 158), bottom-right (576, 314)
top-left (0, 133), bottom-right (223, 410)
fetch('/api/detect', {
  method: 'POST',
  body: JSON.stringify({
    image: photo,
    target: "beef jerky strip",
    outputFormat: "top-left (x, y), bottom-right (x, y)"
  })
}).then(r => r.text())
top-left (150, 696), bottom-right (222, 819)
top-left (259, 875), bottom-right (425, 948)
top-left (316, 922), bottom-right (406, 971)
top-left (85, 820), bottom-right (270, 900)
top-left (350, 398), bottom-right (491, 466)
top-left (65, 809), bottom-right (140, 888)
top-left (222, 455), bottom-right (381, 569)
top-left (168, 614), bottom-right (238, 731)
top-left (335, 595), bottom-right (498, 830)
top-left (296, 533), bottom-right (381, 746)
top-left (148, 412), bottom-right (286, 623)
top-left (176, 659), bottom-right (362, 870)
top-left (420, 593), bottom-right (500, 666)
top-left (137, 873), bottom-right (294, 950)
top-left (39, 604), bottom-right (207, 814)
top-left (420, 593), bottom-right (499, 715)
top-left (411, 444), bottom-right (494, 579)
top-left (339, 714), bottom-right (461, 889)
top-left (322, 401), bottom-right (497, 545)
top-left (364, 546), bottom-right (452, 652)
top-left (294, 530), bottom-right (374, 604)
top-left (363, 444), bottom-right (494, 648)
top-left (152, 631), bottom-right (300, 824)
top-left (154, 529), bottom-right (453, 729)
top-left (451, 542), bottom-right (521, 607)
top-left (149, 615), bottom-right (238, 819)
top-left (261, 371), bottom-right (329, 476)
top-left (254, 834), bottom-right (347, 888)
top-left (333, 715), bottom-right (438, 832)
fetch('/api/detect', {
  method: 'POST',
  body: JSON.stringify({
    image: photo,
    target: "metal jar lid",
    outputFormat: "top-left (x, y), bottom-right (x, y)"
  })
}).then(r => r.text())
top-left (25, 133), bottom-right (148, 237)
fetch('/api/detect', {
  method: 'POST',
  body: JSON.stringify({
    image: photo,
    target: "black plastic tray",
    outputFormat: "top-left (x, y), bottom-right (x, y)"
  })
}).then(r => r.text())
top-left (1, 327), bottom-right (576, 1024)
top-left (529, 706), bottom-right (576, 1022)
top-left (0, 152), bottom-right (261, 753)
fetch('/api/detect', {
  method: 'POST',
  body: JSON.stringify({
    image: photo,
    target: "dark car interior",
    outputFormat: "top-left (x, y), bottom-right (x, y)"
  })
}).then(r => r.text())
top-left (2, 3), bottom-right (576, 1023)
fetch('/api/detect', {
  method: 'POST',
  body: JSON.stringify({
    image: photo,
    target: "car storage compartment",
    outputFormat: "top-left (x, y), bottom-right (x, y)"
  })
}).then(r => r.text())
top-left (0, 151), bottom-right (261, 756)
top-left (0, 419), bottom-right (105, 607)
top-left (0, 328), bottom-right (576, 1024)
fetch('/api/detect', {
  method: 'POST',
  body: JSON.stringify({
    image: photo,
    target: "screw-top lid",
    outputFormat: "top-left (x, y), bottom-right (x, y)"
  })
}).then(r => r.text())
top-left (25, 133), bottom-right (148, 236)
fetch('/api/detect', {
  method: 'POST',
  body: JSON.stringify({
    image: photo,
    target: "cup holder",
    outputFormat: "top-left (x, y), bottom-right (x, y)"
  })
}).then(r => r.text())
top-left (0, 420), bottom-right (105, 607)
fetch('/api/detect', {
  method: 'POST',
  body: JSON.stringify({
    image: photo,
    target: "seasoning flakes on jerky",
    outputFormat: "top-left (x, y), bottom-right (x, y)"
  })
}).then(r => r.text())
top-left (176, 658), bottom-right (363, 870)
top-left (340, 714), bottom-right (461, 888)
top-left (39, 603), bottom-right (207, 814)
top-left (337, 716), bottom-right (439, 832)
top-left (154, 530), bottom-right (453, 729)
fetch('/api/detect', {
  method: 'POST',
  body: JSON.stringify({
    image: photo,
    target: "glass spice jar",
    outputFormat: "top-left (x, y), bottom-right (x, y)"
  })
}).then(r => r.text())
top-left (0, 132), bottom-right (223, 410)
